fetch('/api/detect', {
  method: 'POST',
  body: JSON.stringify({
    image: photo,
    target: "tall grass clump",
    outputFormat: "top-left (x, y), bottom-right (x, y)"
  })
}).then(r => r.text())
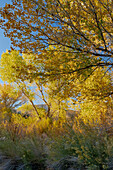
top-left (0, 113), bottom-right (48, 170)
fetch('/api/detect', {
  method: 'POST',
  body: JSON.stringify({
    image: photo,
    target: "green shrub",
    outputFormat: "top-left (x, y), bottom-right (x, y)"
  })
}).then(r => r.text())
top-left (48, 120), bottom-right (113, 169)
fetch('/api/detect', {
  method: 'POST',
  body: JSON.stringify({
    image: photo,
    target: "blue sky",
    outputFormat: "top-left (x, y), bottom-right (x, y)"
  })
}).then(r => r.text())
top-left (0, 0), bottom-right (12, 83)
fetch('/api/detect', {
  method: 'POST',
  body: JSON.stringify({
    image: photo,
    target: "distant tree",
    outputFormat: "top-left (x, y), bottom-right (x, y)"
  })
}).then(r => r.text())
top-left (0, 84), bottom-right (25, 110)
top-left (0, 83), bottom-right (26, 120)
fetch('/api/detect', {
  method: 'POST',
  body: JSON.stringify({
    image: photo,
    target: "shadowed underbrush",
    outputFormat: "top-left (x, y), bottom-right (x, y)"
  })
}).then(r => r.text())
top-left (0, 110), bottom-right (113, 170)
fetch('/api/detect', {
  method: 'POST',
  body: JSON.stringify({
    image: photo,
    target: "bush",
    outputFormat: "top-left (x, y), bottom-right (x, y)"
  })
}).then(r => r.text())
top-left (48, 119), bottom-right (113, 169)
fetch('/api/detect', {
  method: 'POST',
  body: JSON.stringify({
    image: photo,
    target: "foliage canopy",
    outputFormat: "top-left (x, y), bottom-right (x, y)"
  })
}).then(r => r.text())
top-left (0, 0), bottom-right (112, 77)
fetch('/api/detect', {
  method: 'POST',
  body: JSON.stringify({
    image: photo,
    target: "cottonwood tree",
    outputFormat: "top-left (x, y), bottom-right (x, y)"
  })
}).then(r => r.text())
top-left (0, 50), bottom-right (73, 120)
top-left (1, 50), bottom-right (112, 118)
top-left (75, 68), bottom-right (113, 135)
top-left (0, 50), bottom-right (51, 118)
top-left (0, 0), bottom-right (112, 76)
top-left (0, 0), bottom-right (113, 120)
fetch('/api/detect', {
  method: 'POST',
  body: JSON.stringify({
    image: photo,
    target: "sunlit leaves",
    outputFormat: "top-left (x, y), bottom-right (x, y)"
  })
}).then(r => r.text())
top-left (0, 0), bottom-right (112, 69)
